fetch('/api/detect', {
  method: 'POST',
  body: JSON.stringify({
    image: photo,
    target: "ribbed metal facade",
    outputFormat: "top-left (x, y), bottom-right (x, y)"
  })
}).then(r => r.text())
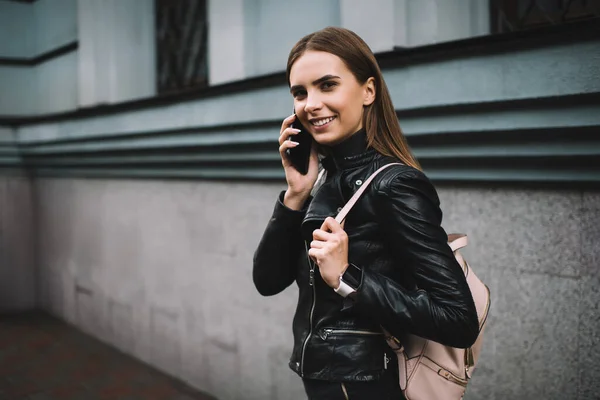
top-left (2, 21), bottom-right (599, 187)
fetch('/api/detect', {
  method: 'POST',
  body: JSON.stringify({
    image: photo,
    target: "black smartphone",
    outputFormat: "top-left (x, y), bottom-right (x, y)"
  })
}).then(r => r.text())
top-left (286, 112), bottom-right (313, 175)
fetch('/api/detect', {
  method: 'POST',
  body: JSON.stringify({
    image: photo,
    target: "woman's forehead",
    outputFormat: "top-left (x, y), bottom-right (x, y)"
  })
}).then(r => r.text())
top-left (289, 51), bottom-right (350, 85)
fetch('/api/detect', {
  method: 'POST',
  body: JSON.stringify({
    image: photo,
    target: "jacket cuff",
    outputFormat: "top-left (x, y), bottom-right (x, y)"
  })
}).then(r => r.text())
top-left (272, 191), bottom-right (311, 221)
top-left (353, 267), bottom-right (380, 303)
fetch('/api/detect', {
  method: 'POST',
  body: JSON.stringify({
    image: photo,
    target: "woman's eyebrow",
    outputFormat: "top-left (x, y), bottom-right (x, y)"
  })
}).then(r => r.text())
top-left (312, 74), bottom-right (341, 85)
top-left (290, 74), bottom-right (341, 93)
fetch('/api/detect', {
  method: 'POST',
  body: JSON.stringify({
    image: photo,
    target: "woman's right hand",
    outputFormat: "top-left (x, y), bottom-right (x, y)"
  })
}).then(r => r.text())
top-left (279, 114), bottom-right (319, 210)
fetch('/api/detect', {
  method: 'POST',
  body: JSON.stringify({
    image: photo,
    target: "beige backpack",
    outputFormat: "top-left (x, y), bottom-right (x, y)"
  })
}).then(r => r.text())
top-left (334, 163), bottom-right (491, 400)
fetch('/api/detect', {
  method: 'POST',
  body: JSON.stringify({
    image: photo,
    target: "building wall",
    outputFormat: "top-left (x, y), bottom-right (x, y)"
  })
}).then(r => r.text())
top-left (15, 30), bottom-right (600, 399)
top-left (0, 0), bottom-right (78, 115)
top-left (77, 0), bottom-right (156, 107)
top-left (32, 177), bottom-right (600, 400)
top-left (0, 174), bottom-right (35, 313)
top-left (14, 36), bottom-right (600, 183)
top-left (0, 1), bottom-right (35, 58)
top-left (0, 125), bottom-right (35, 312)
top-left (1, 1), bottom-right (599, 400)
top-left (209, 0), bottom-right (489, 84)
top-left (33, 0), bottom-right (78, 56)
top-left (0, 0), bottom-right (155, 115)
top-left (0, 0), bottom-right (489, 114)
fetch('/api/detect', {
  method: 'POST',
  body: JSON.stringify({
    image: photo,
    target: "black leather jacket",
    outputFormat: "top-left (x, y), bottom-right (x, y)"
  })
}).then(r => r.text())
top-left (253, 130), bottom-right (479, 382)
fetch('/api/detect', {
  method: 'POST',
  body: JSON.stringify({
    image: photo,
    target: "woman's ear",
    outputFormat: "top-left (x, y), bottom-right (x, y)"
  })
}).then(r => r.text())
top-left (363, 77), bottom-right (376, 106)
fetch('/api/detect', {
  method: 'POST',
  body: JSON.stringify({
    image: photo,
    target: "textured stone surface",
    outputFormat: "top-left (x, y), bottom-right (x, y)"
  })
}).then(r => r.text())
top-left (437, 186), bottom-right (583, 279)
top-left (236, 310), bottom-right (278, 400)
top-left (581, 191), bottom-right (600, 279)
top-left (490, 267), bottom-right (579, 400)
top-left (108, 299), bottom-right (135, 354)
top-left (577, 276), bottom-right (600, 400)
top-left (30, 178), bottom-right (598, 400)
top-left (205, 337), bottom-right (240, 400)
top-left (463, 317), bottom-right (496, 400)
top-left (0, 175), bottom-right (35, 312)
top-left (149, 304), bottom-right (184, 379)
top-left (269, 346), bottom-right (307, 400)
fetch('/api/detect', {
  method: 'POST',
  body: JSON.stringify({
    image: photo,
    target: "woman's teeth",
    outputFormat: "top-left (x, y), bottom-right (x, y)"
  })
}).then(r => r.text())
top-left (312, 117), bottom-right (335, 127)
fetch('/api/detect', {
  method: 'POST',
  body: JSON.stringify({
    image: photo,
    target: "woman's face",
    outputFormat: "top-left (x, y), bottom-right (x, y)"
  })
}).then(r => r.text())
top-left (289, 50), bottom-right (375, 146)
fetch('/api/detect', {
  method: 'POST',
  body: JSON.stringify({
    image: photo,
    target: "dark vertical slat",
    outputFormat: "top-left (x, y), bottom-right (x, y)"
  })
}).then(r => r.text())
top-left (156, 0), bottom-right (208, 95)
top-left (490, 0), bottom-right (599, 33)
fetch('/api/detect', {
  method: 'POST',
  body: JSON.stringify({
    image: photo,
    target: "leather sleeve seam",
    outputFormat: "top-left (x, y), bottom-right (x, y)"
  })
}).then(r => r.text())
top-left (373, 169), bottom-right (420, 197)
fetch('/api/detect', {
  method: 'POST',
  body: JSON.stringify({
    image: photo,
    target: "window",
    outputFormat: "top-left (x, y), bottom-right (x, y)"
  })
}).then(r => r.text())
top-left (490, 0), bottom-right (600, 33)
top-left (156, 0), bottom-right (208, 95)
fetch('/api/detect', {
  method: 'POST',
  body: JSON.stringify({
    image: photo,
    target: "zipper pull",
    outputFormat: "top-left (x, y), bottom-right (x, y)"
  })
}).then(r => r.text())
top-left (384, 352), bottom-right (390, 369)
top-left (466, 347), bottom-right (474, 367)
top-left (309, 269), bottom-right (315, 286)
top-left (465, 347), bottom-right (474, 377)
top-left (319, 329), bottom-right (332, 340)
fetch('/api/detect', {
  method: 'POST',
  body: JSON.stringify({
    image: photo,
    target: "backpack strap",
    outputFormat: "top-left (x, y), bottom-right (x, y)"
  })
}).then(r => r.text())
top-left (334, 164), bottom-right (470, 257)
top-left (448, 234), bottom-right (468, 252)
top-left (335, 163), bottom-right (402, 224)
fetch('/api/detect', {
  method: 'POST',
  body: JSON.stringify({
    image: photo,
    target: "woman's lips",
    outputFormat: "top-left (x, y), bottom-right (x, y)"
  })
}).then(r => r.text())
top-left (310, 116), bottom-right (336, 131)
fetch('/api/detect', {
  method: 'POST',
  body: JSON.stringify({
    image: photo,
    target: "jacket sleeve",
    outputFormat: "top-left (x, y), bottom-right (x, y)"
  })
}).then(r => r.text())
top-left (252, 191), bottom-right (310, 296)
top-left (354, 170), bottom-right (480, 348)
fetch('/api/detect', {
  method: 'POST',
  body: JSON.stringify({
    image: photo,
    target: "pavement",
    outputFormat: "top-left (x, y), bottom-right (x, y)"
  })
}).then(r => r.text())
top-left (0, 311), bottom-right (216, 400)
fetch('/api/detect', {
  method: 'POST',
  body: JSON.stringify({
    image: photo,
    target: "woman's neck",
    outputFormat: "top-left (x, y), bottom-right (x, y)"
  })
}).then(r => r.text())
top-left (329, 127), bottom-right (368, 160)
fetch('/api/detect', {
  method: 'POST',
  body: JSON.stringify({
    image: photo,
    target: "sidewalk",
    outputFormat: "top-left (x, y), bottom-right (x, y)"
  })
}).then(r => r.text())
top-left (0, 311), bottom-right (216, 400)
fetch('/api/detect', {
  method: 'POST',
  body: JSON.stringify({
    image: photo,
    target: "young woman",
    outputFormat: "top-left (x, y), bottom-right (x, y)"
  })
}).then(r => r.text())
top-left (253, 27), bottom-right (479, 400)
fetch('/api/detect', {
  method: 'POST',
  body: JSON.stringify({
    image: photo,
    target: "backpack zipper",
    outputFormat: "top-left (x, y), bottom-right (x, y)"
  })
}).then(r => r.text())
top-left (438, 368), bottom-right (468, 387)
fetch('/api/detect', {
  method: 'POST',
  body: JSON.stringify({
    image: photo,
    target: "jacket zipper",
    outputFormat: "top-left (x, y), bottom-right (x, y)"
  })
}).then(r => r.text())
top-left (319, 328), bottom-right (389, 370)
top-left (318, 329), bottom-right (383, 340)
top-left (300, 241), bottom-right (316, 376)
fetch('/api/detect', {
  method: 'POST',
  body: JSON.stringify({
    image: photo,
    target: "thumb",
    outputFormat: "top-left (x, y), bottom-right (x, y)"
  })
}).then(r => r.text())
top-left (322, 216), bottom-right (343, 233)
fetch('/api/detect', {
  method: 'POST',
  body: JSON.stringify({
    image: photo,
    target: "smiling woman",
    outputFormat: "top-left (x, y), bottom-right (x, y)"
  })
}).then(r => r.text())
top-left (285, 27), bottom-right (421, 170)
top-left (288, 53), bottom-right (374, 147)
top-left (253, 27), bottom-right (480, 400)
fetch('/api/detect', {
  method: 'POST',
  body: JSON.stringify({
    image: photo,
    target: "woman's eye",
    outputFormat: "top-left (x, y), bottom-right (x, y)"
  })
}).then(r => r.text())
top-left (292, 90), bottom-right (307, 98)
top-left (321, 81), bottom-right (336, 90)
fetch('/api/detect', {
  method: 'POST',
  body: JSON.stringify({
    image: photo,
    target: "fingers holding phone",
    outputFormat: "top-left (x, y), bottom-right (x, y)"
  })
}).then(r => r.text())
top-left (278, 114), bottom-right (301, 167)
top-left (279, 114), bottom-right (319, 206)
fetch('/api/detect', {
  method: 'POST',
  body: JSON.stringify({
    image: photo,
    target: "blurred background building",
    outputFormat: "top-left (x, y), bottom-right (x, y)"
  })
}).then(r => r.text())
top-left (0, 0), bottom-right (599, 399)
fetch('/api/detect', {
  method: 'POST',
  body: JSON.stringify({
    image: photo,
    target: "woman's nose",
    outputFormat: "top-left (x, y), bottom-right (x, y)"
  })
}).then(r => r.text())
top-left (304, 94), bottom-right (323, 114)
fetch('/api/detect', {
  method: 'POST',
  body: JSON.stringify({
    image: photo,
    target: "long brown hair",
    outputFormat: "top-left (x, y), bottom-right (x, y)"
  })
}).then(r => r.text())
top-left (286, 26), bottom-right (422, 171)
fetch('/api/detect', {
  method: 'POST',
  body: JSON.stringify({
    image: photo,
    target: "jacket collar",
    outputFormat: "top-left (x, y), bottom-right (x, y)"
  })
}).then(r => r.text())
top-left (321, 128), bottom-right (377, 172)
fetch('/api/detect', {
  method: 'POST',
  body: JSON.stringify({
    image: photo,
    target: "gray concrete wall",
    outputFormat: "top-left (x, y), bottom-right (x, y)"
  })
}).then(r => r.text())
top-left (33, 177), bottom-right (600, 400)
top-left (0, 174), bottom-right (36, 313)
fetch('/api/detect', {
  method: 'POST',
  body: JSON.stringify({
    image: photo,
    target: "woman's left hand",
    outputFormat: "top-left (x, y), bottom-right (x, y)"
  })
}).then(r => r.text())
top-left (308, 217), bottom-right (349, 288)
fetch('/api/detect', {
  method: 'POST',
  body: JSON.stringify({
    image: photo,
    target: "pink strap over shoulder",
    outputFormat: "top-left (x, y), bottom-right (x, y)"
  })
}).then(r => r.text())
top-left (334, 163), bottom-right (400, 224)
top-left (333, 162), bottom-right (469, 252)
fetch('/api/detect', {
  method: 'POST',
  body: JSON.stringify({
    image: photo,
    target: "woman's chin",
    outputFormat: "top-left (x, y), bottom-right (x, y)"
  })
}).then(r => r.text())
top-left (312, 132), bottom-right (342, 147)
